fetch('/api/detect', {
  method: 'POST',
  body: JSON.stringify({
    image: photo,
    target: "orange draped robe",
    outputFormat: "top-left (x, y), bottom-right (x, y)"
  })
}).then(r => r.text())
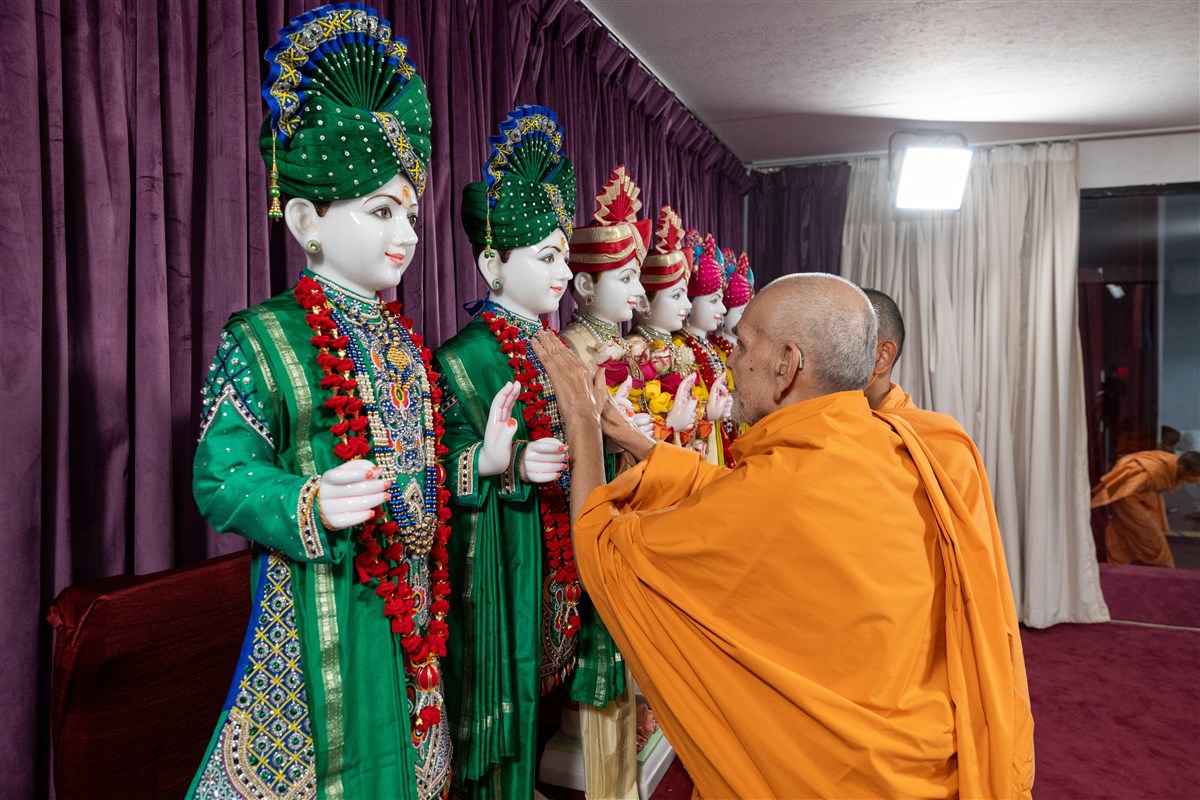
top-left (574, 391), bottom-right (1033, 799)
top-left (1091, 450), bottom-right (1190, 568)
top-left (876, 382), bottom-right (1035, 796)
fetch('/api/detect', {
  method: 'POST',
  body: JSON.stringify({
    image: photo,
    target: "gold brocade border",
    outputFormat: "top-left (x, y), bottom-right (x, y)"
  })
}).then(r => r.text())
top-left (570, 222), bottom-right (635, 244)
top-left (256, 310), bottom-right (346, 800)
top-left (642, 250), bottom-right (685, 270)
top-left (568, 243), bottom-right (638, 265)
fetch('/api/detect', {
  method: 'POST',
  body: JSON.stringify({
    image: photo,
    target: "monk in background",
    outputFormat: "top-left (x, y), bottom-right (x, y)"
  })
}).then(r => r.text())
top-left (532, 274), bottom-right (1034, 799)
top-left (1091, 450), bottom-right (1200, 567)
top-left (863, 288), bottom-right (1034, 792)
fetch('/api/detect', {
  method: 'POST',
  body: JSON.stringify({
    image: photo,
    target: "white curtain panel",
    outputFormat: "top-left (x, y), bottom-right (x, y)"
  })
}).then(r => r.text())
top-left (840, 142), bottom-right (1109, 628)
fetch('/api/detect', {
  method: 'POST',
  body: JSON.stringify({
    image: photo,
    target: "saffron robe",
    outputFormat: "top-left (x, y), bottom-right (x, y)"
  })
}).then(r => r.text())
top-left (1091, 450), bottom-right (1192, 568)
top-left (574, 391), bottom-right (1030, 798)
top-left (190, 281), bottom-right (451, 800)
top-left (876, 383), bottom-right (1035, 797)
top-left (435, 312), bottom-right (626, 800)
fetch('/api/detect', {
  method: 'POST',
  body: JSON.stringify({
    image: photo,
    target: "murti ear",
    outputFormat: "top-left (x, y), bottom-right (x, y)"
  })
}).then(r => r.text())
top-left (572, 271), bottom-right (596, 302)
top-left (284, 197), bottom-right (322, 248)
top-left (477, 248), bottom-right (502, 290)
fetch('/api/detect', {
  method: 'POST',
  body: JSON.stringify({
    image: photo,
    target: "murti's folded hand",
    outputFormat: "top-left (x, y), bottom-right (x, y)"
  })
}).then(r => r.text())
top-left (318, 459), bottom-right (393, 530)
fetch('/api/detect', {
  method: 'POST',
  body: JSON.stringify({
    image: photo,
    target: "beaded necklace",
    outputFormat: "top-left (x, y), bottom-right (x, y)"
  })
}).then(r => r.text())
top-left (682, 329), bottom-right (739, 465)
top-left (294, 274), bottom-right (452, 741)
top-left (478, 301), bottom-right (582, 689)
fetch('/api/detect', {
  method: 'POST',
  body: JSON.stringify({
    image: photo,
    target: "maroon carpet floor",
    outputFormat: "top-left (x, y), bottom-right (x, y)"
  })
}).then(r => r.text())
top-left (1099, 562), bottom-right (1200, 627)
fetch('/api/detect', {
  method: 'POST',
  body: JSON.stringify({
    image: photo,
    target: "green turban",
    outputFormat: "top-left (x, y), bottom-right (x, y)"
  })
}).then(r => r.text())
top-left (259, 4), bottom-right (432, 202)
top-left (461, 106), bottom-right (576, 249)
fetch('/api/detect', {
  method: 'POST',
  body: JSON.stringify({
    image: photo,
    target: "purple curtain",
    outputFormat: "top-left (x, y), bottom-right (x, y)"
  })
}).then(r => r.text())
top-left (747, 163), bottom-right (852, 283)
top-left (2, 1), bottom-right (751, 796)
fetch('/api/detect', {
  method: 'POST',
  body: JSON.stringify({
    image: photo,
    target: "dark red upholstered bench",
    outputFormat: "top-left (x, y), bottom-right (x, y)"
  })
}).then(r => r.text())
top-left (47, 549), bottom-right (251, 800)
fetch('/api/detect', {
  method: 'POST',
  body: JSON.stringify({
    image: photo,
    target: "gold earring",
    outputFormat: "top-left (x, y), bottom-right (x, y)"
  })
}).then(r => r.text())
top-left (306, 240), bottom-right (321, 254)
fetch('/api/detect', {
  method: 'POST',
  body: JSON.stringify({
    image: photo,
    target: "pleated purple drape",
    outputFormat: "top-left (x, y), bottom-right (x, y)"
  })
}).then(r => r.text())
top-left (747, 162), bottom-right (852, 283)
top-left (2, 1), bottom-right (751, 796)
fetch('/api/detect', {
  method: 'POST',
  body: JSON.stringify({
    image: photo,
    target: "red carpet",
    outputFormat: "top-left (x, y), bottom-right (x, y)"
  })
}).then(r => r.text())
top-left (1099, 561), bottom-right (1200, 627)
top-left (1022, 622), bottom-right (1199, 799)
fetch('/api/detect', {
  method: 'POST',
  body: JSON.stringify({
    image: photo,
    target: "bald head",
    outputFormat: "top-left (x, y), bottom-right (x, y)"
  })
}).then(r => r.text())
top-left (751, 274), bottom-right (879, 393)
top-left (1181, 451), bottom-right (1200, 479)
top-left (862, 289), bottom-right (905, 359)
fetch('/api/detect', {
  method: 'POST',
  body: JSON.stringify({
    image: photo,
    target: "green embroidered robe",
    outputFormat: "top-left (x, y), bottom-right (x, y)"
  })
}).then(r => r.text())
top-left (188, 279), bottom-right (451, 800)
top-left (435, 311), bottom-right (626, 800)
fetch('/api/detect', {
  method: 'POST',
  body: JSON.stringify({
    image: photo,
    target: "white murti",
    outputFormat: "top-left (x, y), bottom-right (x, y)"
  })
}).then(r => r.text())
top-left (720, 303), bottom-right (745, 345)
top-left (286, 172), bottom-right (421, 296)
top-left (571, 263), bottom-right (646, 324)
top-left (473, 227), bottom-right (573, 484)
top-left (477, 228), bottom-right (572, 319)
top-left (638, 282), bottom-right (692, 335)
top-left (684, 290), bottom-right (727, 338)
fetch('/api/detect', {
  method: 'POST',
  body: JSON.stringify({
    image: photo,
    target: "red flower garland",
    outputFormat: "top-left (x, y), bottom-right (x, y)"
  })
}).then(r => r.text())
top-left (684, 333), bottom-right (739, 467)
top-left (709, 333), bottom-right (734, 360)
top-left (294, 276), bottom-right (451, 737)
top-left (481, 311), bottom-right (582, 639)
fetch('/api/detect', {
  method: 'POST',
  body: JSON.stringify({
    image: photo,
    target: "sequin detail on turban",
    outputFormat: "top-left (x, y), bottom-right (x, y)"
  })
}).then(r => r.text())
top-left (641, 206), bottom-right (691, 292)
top-left (460, 105), bottom-right (576, 249)
top-left (259, 2), bottom-right (432, 201)
top-left (569, 165), bottom-right (652, 274)
top-left (688, 233), bottom-right (726, 297)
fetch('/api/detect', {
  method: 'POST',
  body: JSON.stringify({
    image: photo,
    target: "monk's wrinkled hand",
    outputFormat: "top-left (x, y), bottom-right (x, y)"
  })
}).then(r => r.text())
top-left (532, 330), bottom-right (605, 428)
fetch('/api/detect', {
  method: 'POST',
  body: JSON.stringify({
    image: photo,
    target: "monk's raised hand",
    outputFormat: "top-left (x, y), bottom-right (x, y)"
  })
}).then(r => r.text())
top-left (532, 330), bottom-right (602, 422)
top-left (520, 437), bottom-right (568, 483)
top-left (479, 381), bottom-right (521, 476)
top-left (665, 372), bottom-right (699, 433)
top-left (705, 373), bottom-right (733, 421)
top-left (318, 459), bottom-right (392, 529)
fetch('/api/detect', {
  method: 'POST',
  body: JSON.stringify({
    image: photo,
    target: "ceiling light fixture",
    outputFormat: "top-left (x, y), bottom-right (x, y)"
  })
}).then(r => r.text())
top-left (888, 131), bottom-right (974, 211)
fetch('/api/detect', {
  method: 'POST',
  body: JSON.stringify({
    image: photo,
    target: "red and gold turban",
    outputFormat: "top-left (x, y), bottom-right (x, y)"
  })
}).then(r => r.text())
top-left (569, 165), bottom-right (652, 274)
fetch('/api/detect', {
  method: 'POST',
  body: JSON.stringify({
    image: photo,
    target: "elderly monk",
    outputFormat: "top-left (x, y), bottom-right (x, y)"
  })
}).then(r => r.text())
top-left (862, 288), bottom-right (1034, 792)
top-left (1091, 450), bottom-right (1200, 567)
top-left (531, 274), bottom-right (1034, 799)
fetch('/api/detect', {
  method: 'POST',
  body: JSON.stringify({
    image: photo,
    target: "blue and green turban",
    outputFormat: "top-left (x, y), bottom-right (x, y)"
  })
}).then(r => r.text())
top-left (259, 3), bottom-right (431, 204)
top-left (461, 106), bottom-right (576, 250)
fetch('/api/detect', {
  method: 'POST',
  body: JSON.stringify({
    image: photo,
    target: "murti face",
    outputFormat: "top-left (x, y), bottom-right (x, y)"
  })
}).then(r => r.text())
top-left (492, 228), bottom-right (572, 319)
top-left (640, 283), bottom-right (691, 333)
top-left (308, 173), bottom-right (420, 296)
top-left (722, 304), bottom-right (746, 340)
top-left (726, 299), bottom-right (768, 425)
top-left (687, 291), bottom-right (727, 335)
top-left (590, 265), bottom-right (646, 324)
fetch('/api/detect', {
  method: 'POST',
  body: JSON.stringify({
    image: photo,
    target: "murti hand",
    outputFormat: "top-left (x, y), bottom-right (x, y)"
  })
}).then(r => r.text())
top-left (478, 381), bottom-right (521, 477)
top-left (613, 376), bottom-right (654, 438)
top-left (705, 372), bottom-right (733, 421)
top-left (318, 459), bottom-right (392, 530)
top-left (664, 372), bottom-right (699, 433)
top-left (520, 437), bottom-right (568, 484)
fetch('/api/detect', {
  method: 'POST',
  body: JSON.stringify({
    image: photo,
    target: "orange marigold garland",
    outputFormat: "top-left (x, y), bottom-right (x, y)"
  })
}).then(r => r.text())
top-left (293, 275), bottom-right (451, 739)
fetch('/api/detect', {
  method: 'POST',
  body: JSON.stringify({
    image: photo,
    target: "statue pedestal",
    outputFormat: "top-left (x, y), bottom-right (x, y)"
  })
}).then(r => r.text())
top-left (538, 694), bottom-right (675, 799)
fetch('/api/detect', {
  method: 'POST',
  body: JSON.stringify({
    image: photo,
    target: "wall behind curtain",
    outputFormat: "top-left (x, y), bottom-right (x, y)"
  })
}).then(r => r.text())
top-left (839, 144), bottom-right (1110, 630)
top-left (746, 162), bottom-right (852, 284)
top-left (0, 1), bottom-right (750, 796)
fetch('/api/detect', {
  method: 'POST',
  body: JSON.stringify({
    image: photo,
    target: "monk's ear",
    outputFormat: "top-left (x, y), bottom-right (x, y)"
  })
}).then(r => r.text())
top-left (876, 340), bottom-right (899, 375)
top-left (773, 342), bottom-right (803, 402)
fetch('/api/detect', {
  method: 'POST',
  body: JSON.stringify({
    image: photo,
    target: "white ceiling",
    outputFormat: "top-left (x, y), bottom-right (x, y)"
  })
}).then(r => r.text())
top-left (583, 0), bottom-right (1200, 165)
